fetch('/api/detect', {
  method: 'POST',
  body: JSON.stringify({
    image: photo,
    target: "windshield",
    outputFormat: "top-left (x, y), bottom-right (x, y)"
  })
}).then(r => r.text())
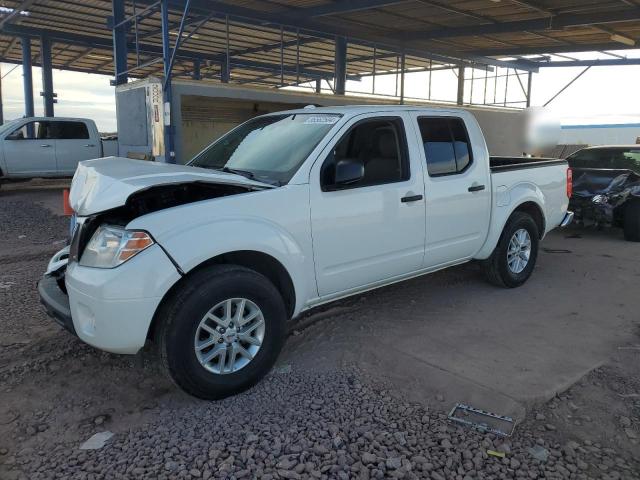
top-left (568, 147), bottom-right (640, 173)
top-left (189, 113), bottom-right (342, 185)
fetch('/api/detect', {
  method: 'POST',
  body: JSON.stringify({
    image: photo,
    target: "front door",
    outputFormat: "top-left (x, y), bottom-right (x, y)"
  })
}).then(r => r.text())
top-left (3, 121), bottom-right (56, 176)
top-left (409, 113), bottom-right (491, 267)
top-left (310, 114), bottom-right (426, 297)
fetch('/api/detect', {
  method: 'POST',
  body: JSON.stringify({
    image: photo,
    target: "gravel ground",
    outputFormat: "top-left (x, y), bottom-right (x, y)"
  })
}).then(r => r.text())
top-left (1, 186), bottom-right (639, 480)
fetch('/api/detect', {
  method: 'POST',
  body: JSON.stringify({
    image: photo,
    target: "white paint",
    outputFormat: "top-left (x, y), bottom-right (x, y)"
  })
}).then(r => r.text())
top-left (0, 117), bottom-right (106, 178)
top-left (54, 105), bottom-right (569, 356)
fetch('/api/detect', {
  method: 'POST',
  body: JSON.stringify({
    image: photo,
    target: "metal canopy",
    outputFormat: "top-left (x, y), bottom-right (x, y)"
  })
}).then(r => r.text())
top-left (1, 0), bottom-right (639, 87)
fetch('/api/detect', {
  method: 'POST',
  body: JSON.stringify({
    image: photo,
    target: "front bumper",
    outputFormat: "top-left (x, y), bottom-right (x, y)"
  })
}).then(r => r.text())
top-left (39, 244), bottom-right (181, 354)
top-left (38, 274), bottom-right (75, 335)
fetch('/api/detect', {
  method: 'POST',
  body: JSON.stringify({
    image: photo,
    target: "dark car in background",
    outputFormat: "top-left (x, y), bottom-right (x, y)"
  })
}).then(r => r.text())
top-left (567, 145), bottom-right (640, 241)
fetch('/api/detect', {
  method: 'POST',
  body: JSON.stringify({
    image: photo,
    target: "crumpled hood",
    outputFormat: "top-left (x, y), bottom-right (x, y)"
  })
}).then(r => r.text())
top-left (69, 157), bottom-right (271, 216)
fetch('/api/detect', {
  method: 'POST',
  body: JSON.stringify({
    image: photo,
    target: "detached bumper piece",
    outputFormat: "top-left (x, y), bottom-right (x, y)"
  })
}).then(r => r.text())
top-left (560, 211), bottom-right (574, 228)
top-left (38, 274), bottom-right (76, 335)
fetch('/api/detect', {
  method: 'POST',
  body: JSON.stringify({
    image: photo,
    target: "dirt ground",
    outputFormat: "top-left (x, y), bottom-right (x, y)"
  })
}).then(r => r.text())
top-left (1, 183), bottom-right (639, 479)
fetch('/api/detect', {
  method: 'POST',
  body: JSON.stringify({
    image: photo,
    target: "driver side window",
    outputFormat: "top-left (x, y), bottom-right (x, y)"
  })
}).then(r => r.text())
top-left (321, 117), bottom-right (409, 191)
top-left (7, 121), bottom-right (48, 140)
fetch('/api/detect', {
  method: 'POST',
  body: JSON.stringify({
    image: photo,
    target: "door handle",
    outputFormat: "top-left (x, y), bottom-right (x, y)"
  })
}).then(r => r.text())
top-left (468, 184), bottom-right (485, 192)
top-left (84, 144), bottom-right (96, 147)
top-left (40, 144), bottom-right (51, 148)
top-left (401, 194), bottom-right (423, 203)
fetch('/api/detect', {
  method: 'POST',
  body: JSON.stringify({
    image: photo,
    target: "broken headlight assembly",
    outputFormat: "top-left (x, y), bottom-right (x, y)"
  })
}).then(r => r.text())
top-left (79, 225), bottom-right (154, 268)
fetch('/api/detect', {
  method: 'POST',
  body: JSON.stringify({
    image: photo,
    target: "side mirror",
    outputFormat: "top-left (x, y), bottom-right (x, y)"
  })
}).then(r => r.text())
top-left (334, 159), bottom-right (364, 186)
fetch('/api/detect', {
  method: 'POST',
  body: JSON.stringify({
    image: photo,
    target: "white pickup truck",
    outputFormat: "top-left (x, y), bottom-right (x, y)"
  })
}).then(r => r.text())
top-left (38, 106), bottom-right (573, 399)
top-left (0, 117), bottom-right (117, 181)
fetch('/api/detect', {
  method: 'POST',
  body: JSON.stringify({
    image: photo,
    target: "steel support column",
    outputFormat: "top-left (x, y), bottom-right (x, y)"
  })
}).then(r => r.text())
top-left (456, 66), bottom-right (465, 105)
top-left (111, 0), bottom-right (128, 85)
top-left (21, 36), bottom-right (34, 119)
top-left (221, 15), bottom-right (230, 83)
top-left (334, 36), bottom-right (347, 95)
top-left (40, 36), bottom-right (55, 117)
top-left (160, 0), bottom-right (175, 162)
top-left (192, 59), bottom-right (201, 80)
top-left (399, 53), bottom-right (405, 104)
top-left (526, 71), bottom-right (532, 107)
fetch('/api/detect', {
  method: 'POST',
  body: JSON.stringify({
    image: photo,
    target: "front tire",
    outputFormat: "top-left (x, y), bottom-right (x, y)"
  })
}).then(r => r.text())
top-left (157, 264), bottom-right (287, 399)
top-left (623, 200), bottom-right (640, 242)
top-left (481, 211), bottom-right (539, 288)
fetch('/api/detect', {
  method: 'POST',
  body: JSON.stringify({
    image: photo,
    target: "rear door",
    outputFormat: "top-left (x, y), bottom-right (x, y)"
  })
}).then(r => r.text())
top-left (409, 113), bottom-right (491, 267)
top-left (52, 121), bottom-right (101, 174)
top-left (309, 113), bottom-right (427, 297)
top-left (2, 121), bottom-right (56, 176)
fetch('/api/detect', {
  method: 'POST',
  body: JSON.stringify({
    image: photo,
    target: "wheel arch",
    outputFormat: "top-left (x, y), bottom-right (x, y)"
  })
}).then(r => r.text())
top-left (475, 198), bottom-right (546, 260)
top-left (512, 201), bottom-right (545, 239)
top-left (147, 250), bottom-right (296, 341)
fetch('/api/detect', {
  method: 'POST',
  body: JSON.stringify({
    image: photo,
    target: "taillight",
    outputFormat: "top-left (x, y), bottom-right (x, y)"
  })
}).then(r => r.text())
top-left (566, 168), bottom-right (573, 198)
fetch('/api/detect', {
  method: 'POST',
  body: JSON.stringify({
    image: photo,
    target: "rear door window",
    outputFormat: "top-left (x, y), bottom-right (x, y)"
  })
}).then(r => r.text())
top-left (418, 117), bottom-right (473, 176)
top-left (48, 121), bottom-right (90, 140)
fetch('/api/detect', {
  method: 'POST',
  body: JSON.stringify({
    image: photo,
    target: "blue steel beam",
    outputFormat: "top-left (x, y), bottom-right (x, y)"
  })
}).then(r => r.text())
top-left (111, 0), bottom-right (128, 85)
top-left (160, 0), bottom-right (539, 71)
top-left (303, 0), bottom-right (409, 16)
top-left (334, 36), bottom-right (347, 94)
top-left (538, 58), bottom-right (640, 67)
top-left (20, 36), bottom-right (34, 119)
top-left (192, 58), bottom-right (200, 79)
top-left (394, 8), bottom-right (640, 40)
top-left (160, 0), bottom-right (175, 163)
top-left (40, 35), bottom-right (55, 117)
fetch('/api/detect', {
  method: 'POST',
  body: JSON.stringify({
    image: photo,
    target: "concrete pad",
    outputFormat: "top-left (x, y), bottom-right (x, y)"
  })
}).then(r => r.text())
top-left (286, 227), bottom-right (640, 419)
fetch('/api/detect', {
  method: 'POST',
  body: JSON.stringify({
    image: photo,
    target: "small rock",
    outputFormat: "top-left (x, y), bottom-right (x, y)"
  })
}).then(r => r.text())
top-left (440, 439), bottom-right (452, 449)
top-left (535, 413), bottom-right (545, 421)
top-left (277, 457), bottom-right (298, 470)
top-left (544, 424), bottom-right (556, 431)
top-left (497, 442), bottom-right (511, 454)
top-left (386, 457), bottom-right (402, 470)
top-left (362, 453), bottom-right (377, 465)
top-left (624, 428), bottom-right (637, 439)
top-left (619, 416), bottom-right (631, 427)
top-left (0, 448), bottom-right (8, 455)
top-left (277, 470), bottom-right (301, 480)
top-left (528, 445), bottom-right (549, 462)
top-left (189, 469), bottom-right (201, 478)
top-left (94, 415), bottom-right (106, 426)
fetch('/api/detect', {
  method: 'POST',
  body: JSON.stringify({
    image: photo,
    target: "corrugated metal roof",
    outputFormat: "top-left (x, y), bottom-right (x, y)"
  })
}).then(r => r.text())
top-left (1, 0), bottom-right (638, 87)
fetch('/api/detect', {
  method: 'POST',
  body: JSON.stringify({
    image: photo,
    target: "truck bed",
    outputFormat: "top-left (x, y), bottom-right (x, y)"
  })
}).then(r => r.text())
top-left (490, 156), bottom-right (567, 172)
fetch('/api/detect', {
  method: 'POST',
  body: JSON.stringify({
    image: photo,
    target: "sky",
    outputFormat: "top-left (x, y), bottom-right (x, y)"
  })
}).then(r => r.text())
top-left (2, 49), bottom-right (640, 132)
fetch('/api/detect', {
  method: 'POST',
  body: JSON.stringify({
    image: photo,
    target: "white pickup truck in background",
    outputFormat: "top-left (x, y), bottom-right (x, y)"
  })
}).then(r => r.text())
top-left (38, 105), bottom-right (573, 400)
top-left (0, 117), bottom-right (117, 181)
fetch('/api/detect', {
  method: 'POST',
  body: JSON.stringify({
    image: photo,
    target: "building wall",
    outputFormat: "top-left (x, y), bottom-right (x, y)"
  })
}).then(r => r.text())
top-left (172, 81), bottom-right (527, 164)
top-left (560, 124), bottom-right (640, 146)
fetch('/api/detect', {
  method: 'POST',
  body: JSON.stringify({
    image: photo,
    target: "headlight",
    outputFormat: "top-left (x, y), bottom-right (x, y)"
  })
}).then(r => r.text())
top-left (79, 225), bottom-right (154, 268)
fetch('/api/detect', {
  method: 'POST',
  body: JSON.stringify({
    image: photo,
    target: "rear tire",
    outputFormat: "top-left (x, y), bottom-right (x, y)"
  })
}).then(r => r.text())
top-left (481, 211), bottom-right (539, 288)
top-left (157, 264), bottom-right (287, 400)
top-left (623, 200), bottom-right (640, 242)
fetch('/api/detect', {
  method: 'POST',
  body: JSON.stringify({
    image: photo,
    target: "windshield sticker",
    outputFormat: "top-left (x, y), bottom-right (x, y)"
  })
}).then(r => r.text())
top-left (304, 115), bottom-right (340, 125)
